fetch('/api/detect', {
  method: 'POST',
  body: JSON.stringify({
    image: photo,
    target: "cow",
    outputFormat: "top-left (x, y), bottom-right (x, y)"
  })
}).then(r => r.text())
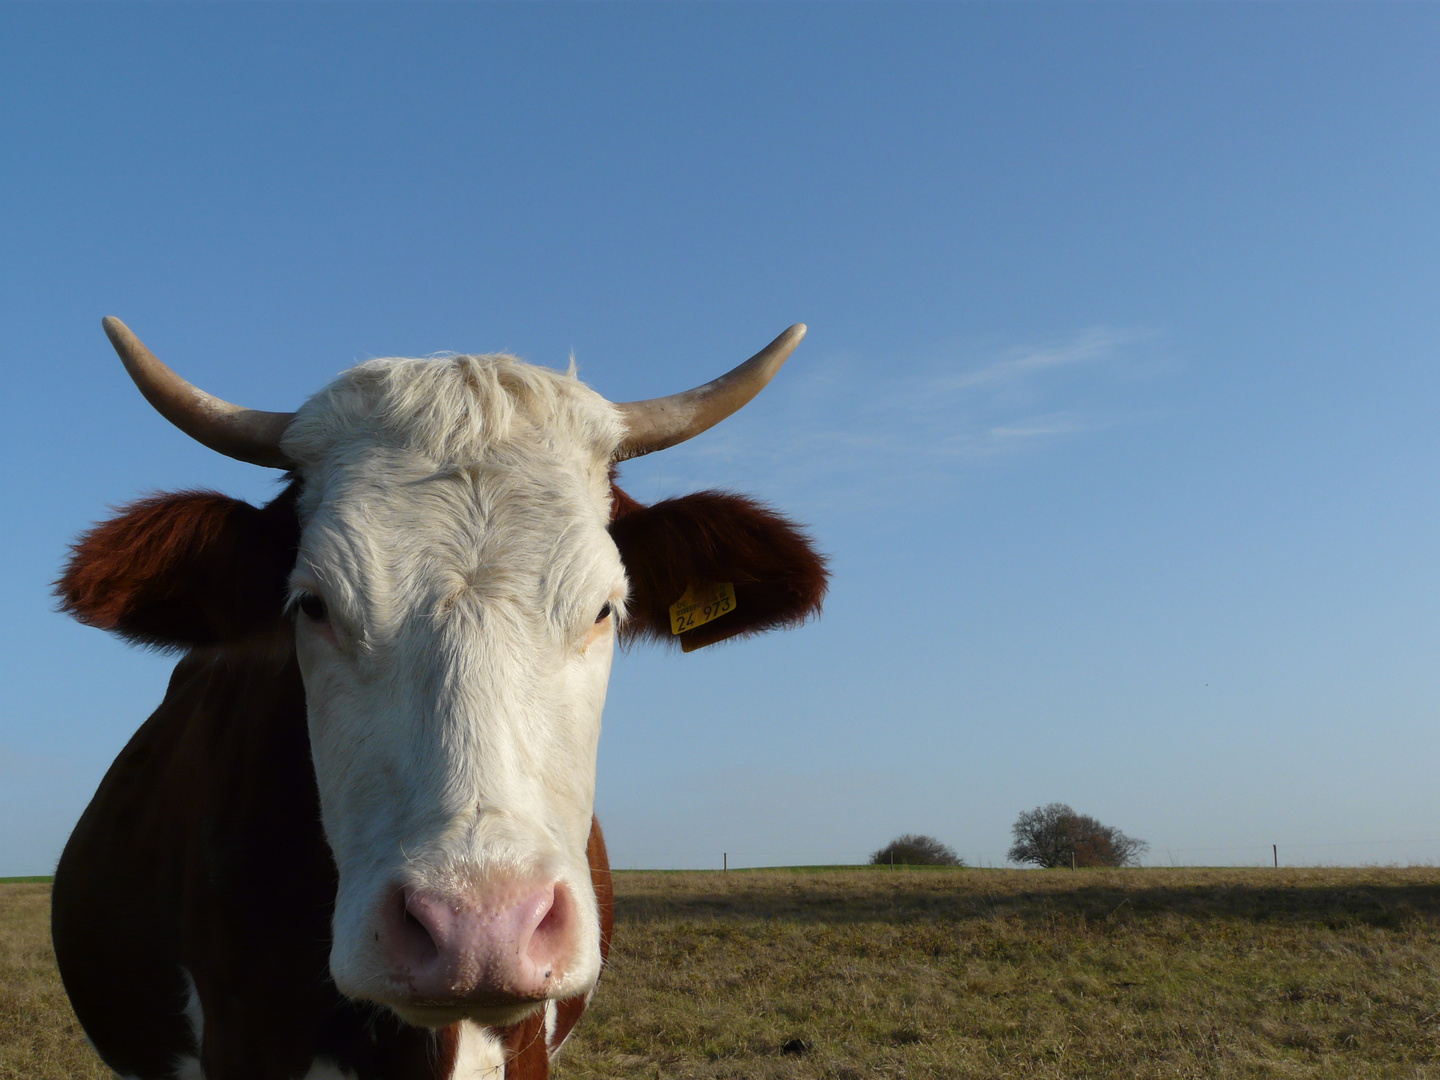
top-left (51, 317), bottom-right (828, 1080)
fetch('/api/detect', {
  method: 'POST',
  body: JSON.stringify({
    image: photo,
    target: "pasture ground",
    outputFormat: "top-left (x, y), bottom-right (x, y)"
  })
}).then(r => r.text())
top-left (4, 866), bottom-right (1440, 1078)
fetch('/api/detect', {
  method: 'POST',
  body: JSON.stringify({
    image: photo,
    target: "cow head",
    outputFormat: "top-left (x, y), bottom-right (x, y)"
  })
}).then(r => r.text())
top-left (59, 319), bottom-right (827, 1029)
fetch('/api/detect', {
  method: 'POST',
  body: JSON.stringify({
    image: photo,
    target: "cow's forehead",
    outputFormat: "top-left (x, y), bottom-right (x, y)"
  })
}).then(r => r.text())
top-left (280, 352), bottom-right (625, 479)
top-left (295, 458), bottom-right (622, 625)
top-left (280, 353), bottom-right (625, 639)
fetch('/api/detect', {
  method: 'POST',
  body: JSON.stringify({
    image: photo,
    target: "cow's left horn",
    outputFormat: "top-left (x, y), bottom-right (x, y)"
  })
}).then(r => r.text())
top-left (102, 317), bottom-right (295, 469)
top-left (613, 324), bottom-right (806, 461)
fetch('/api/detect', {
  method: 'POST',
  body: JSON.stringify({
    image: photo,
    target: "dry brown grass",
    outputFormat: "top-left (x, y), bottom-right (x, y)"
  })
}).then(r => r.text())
top-left (0, 882), bottom-right (109, 1080)
top-left (559, 866), bottom-right (1440, 1080)
top-left (5, 867), bottom-right (1440, 1079)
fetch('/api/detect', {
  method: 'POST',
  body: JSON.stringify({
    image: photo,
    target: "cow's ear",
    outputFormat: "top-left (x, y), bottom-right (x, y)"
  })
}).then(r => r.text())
top-left (57, 484), bottom-right (300, 650)
top-left (609, 486), bottom-right (828, 651)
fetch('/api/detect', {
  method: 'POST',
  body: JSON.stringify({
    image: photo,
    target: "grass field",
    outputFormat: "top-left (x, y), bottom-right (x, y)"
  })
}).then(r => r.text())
top-left (5, 866), bottom-right (1440, 1079)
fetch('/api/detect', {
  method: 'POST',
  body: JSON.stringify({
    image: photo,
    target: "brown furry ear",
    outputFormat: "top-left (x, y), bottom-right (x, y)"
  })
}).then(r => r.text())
top-left (57, 484), bottom-right (300, 650)
top-left (609, 485), bottom-right (828, 650)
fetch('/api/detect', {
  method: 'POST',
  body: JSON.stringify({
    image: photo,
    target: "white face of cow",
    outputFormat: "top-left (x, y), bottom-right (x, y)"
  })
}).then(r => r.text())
top-left (279, 354), bottom-right (626, 1026)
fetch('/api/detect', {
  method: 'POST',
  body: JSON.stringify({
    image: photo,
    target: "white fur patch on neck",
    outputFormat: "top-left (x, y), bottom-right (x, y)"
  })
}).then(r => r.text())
top-left (301, 1060), bottom-right (358, 1080)
top-left (453, 1022), bottom-right (507, 1078)
top-left (172, 968), bottom-right (204, 1079)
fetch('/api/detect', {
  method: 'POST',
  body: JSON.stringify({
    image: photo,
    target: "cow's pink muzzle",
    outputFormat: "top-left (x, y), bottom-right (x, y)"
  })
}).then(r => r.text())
top-left (381, 879), bottom-right (577, 1009)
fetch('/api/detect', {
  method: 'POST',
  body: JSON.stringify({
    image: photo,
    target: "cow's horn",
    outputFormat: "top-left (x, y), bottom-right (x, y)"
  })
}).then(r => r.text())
top-left (102, 317), bottom-right (295, 469)
top-left (613, 324), bottom-right (806, 460)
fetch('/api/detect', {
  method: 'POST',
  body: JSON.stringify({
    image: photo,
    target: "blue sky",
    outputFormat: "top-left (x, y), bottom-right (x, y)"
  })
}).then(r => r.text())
top-left (3, 4), bottom-right (1439, 874)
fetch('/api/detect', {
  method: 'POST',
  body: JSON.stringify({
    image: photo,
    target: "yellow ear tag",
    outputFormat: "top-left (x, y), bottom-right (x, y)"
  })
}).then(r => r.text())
top-left (669, 582), bottom-right (737, 637)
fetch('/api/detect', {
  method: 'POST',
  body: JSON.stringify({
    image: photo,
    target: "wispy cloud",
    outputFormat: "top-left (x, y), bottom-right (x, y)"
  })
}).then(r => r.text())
top-left (938, 326), bottom-right (1153, 391)
top-left (617, 326), bottom-right (1173, 514)
top-left (987, 411), bottom-right (1115, 440)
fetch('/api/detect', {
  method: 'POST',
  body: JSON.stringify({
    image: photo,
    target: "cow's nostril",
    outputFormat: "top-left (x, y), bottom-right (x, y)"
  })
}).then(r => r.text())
top-left (527, 883), bottom-right (571, 967)
top-left (388, 889), bottom-right (440, 967)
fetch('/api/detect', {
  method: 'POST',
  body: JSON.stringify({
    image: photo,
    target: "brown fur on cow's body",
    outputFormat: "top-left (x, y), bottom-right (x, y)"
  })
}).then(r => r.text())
top-left (53, 476), bottom-right (823, 1078)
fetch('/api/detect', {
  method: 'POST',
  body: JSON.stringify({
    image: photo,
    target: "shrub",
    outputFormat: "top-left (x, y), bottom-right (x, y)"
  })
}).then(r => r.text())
top-left (1008, 803), bottom-right (1147, 868)
top-left (870, 834), bottom-right (964, 867)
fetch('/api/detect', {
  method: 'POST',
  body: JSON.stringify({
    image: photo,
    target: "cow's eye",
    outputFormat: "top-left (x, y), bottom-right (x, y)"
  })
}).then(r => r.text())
top-left (298, 593), bottom-right (329, 623)
top-left (595, 602), bottom-right (612, 624)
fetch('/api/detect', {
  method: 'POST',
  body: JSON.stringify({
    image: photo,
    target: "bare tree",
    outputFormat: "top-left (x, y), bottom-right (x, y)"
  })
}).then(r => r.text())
top-left (870, 834), bottom-right (964, 867)
top-left (1008, 803), bottom-right (1147, 868)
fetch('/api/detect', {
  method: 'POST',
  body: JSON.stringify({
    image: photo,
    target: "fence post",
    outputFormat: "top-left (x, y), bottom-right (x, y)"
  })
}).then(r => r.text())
top-left (723, 852), bottom-right (727, 873)
top-left (1273, 844), bottom-right (1277, 869)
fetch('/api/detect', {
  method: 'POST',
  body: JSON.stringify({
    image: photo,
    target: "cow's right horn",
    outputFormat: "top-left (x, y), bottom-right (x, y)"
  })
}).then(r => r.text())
top-left (103, 317), bottom-right (295, 469)
top-left (613, 324), bottom-right (806, 461)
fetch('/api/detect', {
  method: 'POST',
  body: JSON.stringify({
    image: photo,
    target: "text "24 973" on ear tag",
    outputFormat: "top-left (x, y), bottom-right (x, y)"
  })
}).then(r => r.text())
top-left (669, 582), bottom-right (737, 637)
